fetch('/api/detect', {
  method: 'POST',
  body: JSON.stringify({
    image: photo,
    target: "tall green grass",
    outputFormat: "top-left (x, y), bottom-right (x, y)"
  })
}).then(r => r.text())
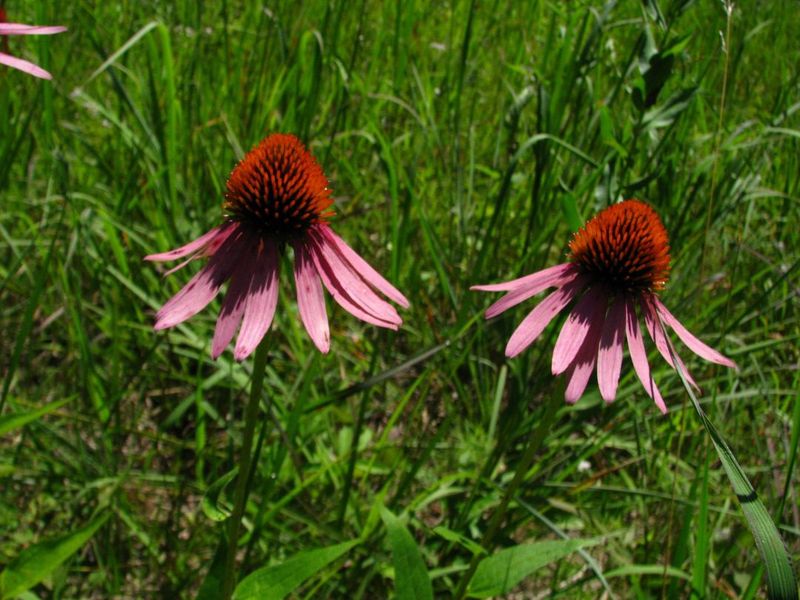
top-left (1, 0), bottom-right (798, 597)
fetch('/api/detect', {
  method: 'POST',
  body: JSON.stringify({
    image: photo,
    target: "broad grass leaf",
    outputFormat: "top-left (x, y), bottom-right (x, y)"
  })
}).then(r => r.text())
top-left (380, 506), bottom-right (433, 600)
top-left (0, 512), bottom-right (109, 599)
top-left (0, 398), bottom-right (69, 437)
top-left (232, 540), bottom-right (359, 600)
top-left (467, 538), bottom-right (600, 598)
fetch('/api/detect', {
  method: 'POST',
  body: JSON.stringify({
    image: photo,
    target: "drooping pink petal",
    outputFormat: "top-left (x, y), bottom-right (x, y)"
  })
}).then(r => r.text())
top-left (478, 264), bottom-right (580, 319)
top-left (0, 24), bottom-right (67, 35)
top-left (471, 263), bottom-right (575, 293)
top-left (211, 239), bottom-right (259, 359)
top-left (652, 297), bottom-right (738, 369)
top-left (505, 276), bottom-right (587, 358)
top-left (316, 224), bottom-right (409, 308)
top-left (641, 294), bottom-right (698, 390)
top-left (293, 240), bottom-right (330, 353)
top-left (154, 228), bottom-right (249, 331)
top-left (234, 239), bottom-right (281, 361)
top-left (563, 303), bottom-right (605, 403)
top-left (624, 298), bottom-right (667, 414)
top-left (596, 298), bottom-right (626, 403)
top-left (308, 235), bottom-right (402, 330)
top-left (0, 51), bottom-right (52, 79)
top-left (552, 285), bottom-right (608, 375)
top-left (145, 223), bottom-right (235, 262)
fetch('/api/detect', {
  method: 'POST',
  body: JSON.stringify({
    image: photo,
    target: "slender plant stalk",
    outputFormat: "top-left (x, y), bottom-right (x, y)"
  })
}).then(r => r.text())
top-left (701, 0), bottom-right (734, 278)
top-left (453, 385), bottom-right (563, 599)
top-left (221, 340), bottom-right (270, 600)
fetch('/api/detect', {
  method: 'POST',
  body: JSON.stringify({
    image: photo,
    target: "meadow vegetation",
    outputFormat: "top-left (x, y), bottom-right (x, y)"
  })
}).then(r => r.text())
top-left (1, 0), bottom-right (798, 597)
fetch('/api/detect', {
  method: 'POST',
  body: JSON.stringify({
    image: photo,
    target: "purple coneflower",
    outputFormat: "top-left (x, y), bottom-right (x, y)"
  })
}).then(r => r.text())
top-left (472, 200), bottom-right (736, 413)
top-left (0, 9), bottom-right (66, 79)
top-left (147, 133), bottom-right (409, 361)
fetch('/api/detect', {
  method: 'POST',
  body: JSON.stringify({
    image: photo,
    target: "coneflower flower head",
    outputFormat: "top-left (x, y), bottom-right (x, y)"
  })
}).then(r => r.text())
top-left (0, 10), bottom-right (66, 79)
top-left (147, 134), bottom-right (408, 361)
top-left (473, 200), bottom-right (736, 413)
top-left (223, 134), bottom-right (335, 236)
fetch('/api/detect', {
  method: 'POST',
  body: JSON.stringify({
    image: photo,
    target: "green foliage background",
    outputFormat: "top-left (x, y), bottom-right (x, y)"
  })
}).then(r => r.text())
top-left (1, 0), bottom-right (798, 597)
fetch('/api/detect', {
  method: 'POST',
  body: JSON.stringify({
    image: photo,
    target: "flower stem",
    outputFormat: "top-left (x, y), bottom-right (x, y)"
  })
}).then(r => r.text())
top-left (453, 385), bottom-right (562, 599)
top-left (221, 340), bottom-right (270, 600)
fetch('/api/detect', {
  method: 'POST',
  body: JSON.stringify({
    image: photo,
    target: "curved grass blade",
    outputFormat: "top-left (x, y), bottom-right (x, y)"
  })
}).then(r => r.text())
top-left (668, 337), bottom-right (798, 599)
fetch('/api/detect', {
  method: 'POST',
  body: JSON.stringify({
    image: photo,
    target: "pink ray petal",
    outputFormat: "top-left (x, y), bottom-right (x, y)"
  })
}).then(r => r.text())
top-left (234, 239), bottom-right (281, 361)
top-left (145, 223), bottom-right (237, 262)
top-left (308, 237), bottom-right (401, 330)
top-left (596, 298), bottom-right (626, 403)
top-left (552, 285), bottom-right (608, 375)
top-left (154, 228), bottom-right (248, 330)
top-left (211, 241), bottom-right (259, 359)
top-left (563, 305), bottom-right (605, 403)
top-left (293, 240), bottom-right (330, 353)
top-left (624, 298), bottom-right (667, 414)
top-left (316, 224), bottom-right (409, 308)
top-left (0, 24), bottom-right (67, 35)
top-left (478, 264), bottom-right (579, 319)
top-left (652, 297), bottom-right (737, 369)
top-left (471, 263), bottom-right (576, 293)
top-left (641, 295), bottom-right (699, 390)
top-left (0, 51), bottom-right (52, 79)
top-left (309, 230), bottom-right (402, 324)
top-left (505, 276), bottom-right (587, 358)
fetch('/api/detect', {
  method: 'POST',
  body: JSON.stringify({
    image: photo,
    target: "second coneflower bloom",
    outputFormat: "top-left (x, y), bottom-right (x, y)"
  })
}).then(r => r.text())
top-left (472, 200), bottom-right (736, 413)
top-left (147, 133), bottom-right (409, 360)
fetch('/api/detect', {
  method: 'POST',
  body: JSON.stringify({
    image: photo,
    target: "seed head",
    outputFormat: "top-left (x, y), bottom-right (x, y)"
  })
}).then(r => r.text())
top-left (224, 134), bottom-right (334, 237)
top-left (568, 200), bottom-right (671, 294)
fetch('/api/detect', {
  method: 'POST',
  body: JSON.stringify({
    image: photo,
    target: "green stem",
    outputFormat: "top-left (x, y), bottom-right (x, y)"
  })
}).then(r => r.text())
top-left (453, 385), bottom-right (562, 600)
top-left (221, 340), bottom-right (270, 600)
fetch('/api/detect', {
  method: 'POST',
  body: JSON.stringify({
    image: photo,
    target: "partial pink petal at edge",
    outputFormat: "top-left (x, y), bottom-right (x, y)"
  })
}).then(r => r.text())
top-left (293, 240), bottom-right (330, 353)
top-left (0, 51), bottom-right (51, 79)
top-left (0, 24), bottom-right (67, 35)
top-left (653, 297), bottom-right (737, 369)
top-left (624, 298), bottom-right (667, 414)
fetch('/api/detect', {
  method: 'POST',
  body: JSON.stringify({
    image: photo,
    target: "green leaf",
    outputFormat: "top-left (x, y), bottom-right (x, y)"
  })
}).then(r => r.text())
top-left (0, 512), bottom-right (109, 599)
top-left (233, 540), bottom-right (359, 600)
top-left (641, 87), bottom-right (697, 130)
top-left (467, 538), bottom-right (600, 598)
top-left (0, 398), bottom-right (70, 437)
top-left (201, 467), bottom-right (238, 522)
top-left (196, 540), bottom-right (226, 600)
top-left (380, 506), bottom-right (433, 600)
top-left (670, 350), bottom-right (798, 599)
